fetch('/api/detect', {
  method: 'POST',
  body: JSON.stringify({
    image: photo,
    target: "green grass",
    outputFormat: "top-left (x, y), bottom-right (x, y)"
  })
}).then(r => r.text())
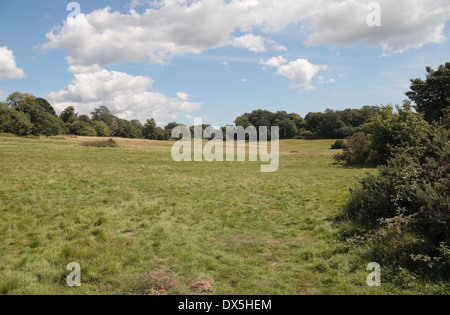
top-left (0, 136), bottom-right (447, 295)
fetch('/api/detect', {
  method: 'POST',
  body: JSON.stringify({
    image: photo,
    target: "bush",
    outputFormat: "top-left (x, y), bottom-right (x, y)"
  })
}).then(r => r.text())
top-left (331, 140), bottom-right (346, 150)
top-left (366, 102), bottom-right (431, 164)
top-left (334, 132), bottom-right (376, 165)
top-left (344, 125), bottom-right (449, 275)
top-left (81, 138), bottom-right (119, 148)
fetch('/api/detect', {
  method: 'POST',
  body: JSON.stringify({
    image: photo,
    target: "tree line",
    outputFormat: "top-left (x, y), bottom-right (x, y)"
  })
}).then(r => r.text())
top-left (0, 91), bottom-right (383, 140)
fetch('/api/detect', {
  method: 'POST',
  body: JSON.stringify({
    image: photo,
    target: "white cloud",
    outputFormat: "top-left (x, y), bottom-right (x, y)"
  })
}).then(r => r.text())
top-left (276, 59), bottom-right (328, 91)
top-left (307, 0), bottom-right (450, 53)
top-left (0, 46), bottom-right (25, 80)
top-left (47, 66), bottom-right (202, 121)
top-left (272, 44), bottom-right (288, 51)
top-left (39, 0), bottom-right (319, 66)
top-left (318, 76), bottom-right (336, 84)
top-left (231, 34), bottom-right (267, 52)
top-left (259, 56), bottom-right (288, 68)
top-left (260, 56), bottom-right (329, 90)
top-left (39, 0), bottom-right (450, 66)
top-left (241, 79), bottom-right (247, 83)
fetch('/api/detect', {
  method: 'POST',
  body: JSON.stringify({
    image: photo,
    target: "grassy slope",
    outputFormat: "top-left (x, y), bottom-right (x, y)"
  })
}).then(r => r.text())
top-left (0, 136), bottom-right (446, 295)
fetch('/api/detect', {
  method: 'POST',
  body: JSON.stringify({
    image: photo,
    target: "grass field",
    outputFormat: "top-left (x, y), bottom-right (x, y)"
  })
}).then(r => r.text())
top-left (0, 136), bottom-right (447, 295)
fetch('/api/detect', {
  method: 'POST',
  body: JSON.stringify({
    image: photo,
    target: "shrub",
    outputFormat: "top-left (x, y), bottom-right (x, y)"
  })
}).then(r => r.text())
top-left (331, 140), bottom-right (346, 150)
top-left (366, 102), bottom-right (431, 164)
top-left (81, 138), bottom-right (119, 148)
top-left (344, 125), bottom-right (449, 275)
top-left (334, 132), bottom-right (375, 165)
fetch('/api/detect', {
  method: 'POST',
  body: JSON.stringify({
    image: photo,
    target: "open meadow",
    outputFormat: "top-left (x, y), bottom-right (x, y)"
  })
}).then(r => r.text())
top-left (0, 136), bottom-right (447, 295)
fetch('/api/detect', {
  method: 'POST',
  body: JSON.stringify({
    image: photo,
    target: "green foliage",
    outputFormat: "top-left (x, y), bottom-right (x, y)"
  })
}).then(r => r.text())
top-left (366, 101), bottom-right (431, 164)
top-left (406, 62), bottom-right (450, 123)
top-left (164, 122), bottom-right (185, 138)
top-left (0, 106), bottom-right (33, 136)
top-left (334, 132), bottom-right (375, 165)
top-left (143, 118), bottom-right (156, 139)
top-left (60, 106), bottom-right (77, 124)
top-left (69, 121), bottom-right (97, 137)
top-left (93, 120), bottom-right (112, 137)
top-left (305, 106), bottom-right (380, 139)
top-left (331, 140), bottom-right (346, 150)
top-left (116, 119), bottom-right (140, 139)
top-left (33, 112), bottom-right (62, 136)
top-left (153, 127), bottom-right (170, 141)
top-left (344, 125), bottom-right (450, 276)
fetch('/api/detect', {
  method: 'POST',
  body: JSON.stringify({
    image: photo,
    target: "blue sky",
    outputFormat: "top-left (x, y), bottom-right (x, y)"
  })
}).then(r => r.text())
top-left (0, 0), bottom-right (449, 127)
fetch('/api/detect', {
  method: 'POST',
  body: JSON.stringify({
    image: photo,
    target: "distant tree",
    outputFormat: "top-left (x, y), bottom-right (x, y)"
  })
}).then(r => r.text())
top-left (305, 112), bottom-right (324, 135)
top-left (274, 116), bottom-right (298, 139)
top-left (91, 106), bottom-right (119, 135)
top-left (78, 114), bottom-right (91, 123)
top-left (130, 120), bottom-right (144, 138)
top-left (60, 106), bottom-right (78, 124)
top-left (0, 106), bottom-right (33, 136)
top-left (91, 106), bottom-right (112, 121)
top-left (234, 115), bottom-right (253, 128)
top-left (33, 112), bottom-right (62, 136)
top-left (69, 121), bottom-right (97, 137)
top-left (164, 122), bottom-right (184, 138)
top-left (153, 127), bottom-right (170, 141)
top-left (116, 119), bottom-right (140, 139)
top-left (93, 120), bottom-right (111, 137)
top-left (406, 62), bottom-right (450, 123)
top-left (35, 98), bottom-right (56, 116)
top-left (143, 119), bottom-right (157, 139)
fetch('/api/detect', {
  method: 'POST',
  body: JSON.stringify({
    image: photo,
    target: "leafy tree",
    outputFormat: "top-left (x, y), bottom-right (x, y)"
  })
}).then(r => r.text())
top-left (60, 106), bottom-right (78, 124)
top-left (116, 119), bottom-right (140, 139)
top-left (91, 106), bottom-right (119, 135)
top-left (406, 62), bottom-right (450, 123)
top-left (6, 93), bottom-right (56, 125)
top-left (35, 98), bottom-right (56, 116)
top-left (153, 127), bottom-right (170, 141)
top-left (130, 120), bottom-right (144, 139)
top-left (93, 120), bottom-right (111, 137)
top-left (69, 121), bottom-right (97, 137)
top-left (0, 106), bottom-right (33, 136)
top-left (33, 112), bottom-right (62, 136)
top-left (143, 119), bottom-right (157, 139)
top-left (164, 122), bottom-right (184, 138)
top-left (78, 114), bottom-right (91, 123)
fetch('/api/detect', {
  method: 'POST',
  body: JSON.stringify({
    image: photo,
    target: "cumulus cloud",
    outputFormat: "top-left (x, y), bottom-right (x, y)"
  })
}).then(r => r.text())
top-left (0, 46), bottom-right (25, 80)
top-left (46, 65), bottom-right (202, 121)
top-left (39, 0), bottom-right (450, 66)
top-left (276, 59), bottom-right (328, 91)
top-left (259, 56), bottom-right (288, 68)
top-left (307, 0), bottom-right (450, 53)
top-left (231, 34), bottom-right (267, 52)
top-left (261, 56), bottom-right (329, 90)
top-left (39, 0), bottom-right (319, 65)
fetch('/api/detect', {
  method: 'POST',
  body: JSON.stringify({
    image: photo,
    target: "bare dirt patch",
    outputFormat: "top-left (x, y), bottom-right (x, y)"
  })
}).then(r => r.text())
top-left (190, 277), bottom-right (214, 294)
